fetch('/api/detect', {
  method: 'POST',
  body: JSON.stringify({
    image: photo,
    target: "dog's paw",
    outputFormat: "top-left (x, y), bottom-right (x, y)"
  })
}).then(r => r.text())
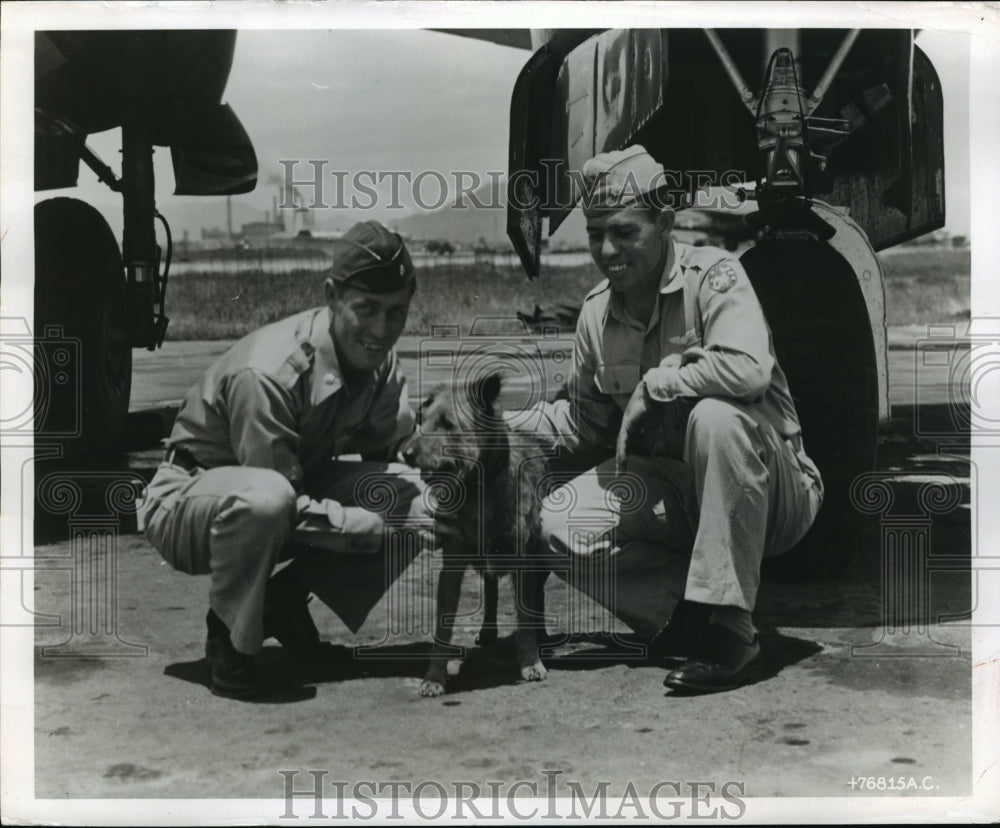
top-left (520, 661), bottom-right (548, 682)
top-left (419, 679), bottom-right (446, 697)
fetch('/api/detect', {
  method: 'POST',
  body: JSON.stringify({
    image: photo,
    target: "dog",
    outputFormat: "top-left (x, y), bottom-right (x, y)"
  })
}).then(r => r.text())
top-left (400, 372), bottom-right (550, 697)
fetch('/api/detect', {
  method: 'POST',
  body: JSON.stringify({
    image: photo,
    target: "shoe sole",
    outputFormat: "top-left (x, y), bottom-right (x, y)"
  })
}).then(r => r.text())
top-left (663, 661), bottom-right (763, 694)
top-left (206, 641), bottom-right (266, 700)
top-left (210, 680), bottom-right (266, 701)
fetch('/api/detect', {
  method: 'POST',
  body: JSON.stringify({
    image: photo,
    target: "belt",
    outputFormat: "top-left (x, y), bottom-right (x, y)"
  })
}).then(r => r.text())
top-left (163, 445), bottom-right (204, 472)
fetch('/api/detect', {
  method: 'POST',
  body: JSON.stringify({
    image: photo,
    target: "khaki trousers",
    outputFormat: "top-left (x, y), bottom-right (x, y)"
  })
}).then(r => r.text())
top-left (541, 397), bottom-right (823, 638)
top-left (143, 461), bottom-right (429, 653)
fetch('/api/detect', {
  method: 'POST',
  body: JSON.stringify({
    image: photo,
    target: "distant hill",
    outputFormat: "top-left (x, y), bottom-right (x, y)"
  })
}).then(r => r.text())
top-left (81, 173), bottom-right (585, 251)
top-left (391, 203), bottom-right (510, 248)
top-left (389, 177), bottom-right (509, 247)
top-left (389, 177), bottom-right (591, 250)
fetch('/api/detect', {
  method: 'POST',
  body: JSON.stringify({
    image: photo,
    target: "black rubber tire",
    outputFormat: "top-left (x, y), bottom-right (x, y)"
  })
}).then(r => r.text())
top-left (741, 239), bottom-right (879, 580)
top-left (34, 197), bottom-right (132, 457)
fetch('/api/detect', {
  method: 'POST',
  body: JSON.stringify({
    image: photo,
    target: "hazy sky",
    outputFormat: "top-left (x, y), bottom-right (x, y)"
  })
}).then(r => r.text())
top-left (73, 30), bottom-right (529, 239)
top-left (52, 27), bottom-right (971, 241)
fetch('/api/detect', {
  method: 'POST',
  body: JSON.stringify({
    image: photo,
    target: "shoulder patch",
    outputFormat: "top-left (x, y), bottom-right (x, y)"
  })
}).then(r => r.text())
top-left (706, 261), bottom-right (738, 293)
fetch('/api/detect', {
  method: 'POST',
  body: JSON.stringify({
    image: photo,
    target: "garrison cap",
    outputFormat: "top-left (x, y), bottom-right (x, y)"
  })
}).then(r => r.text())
top-left (581, 145), bottom-right (672, 216)
top-left (329, 221), bottom-right (415, 294)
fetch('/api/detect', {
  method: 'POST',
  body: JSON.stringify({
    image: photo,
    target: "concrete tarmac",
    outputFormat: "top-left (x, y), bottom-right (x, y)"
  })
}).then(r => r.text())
top-left (27, 328), bottom-right (984, 811)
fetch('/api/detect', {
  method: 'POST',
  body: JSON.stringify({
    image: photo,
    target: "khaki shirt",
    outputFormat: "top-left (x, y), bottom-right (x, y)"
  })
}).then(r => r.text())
top-left (166, 307), bottom-right (414, 493)
top-left (534, 240), bottom-right (803, 453)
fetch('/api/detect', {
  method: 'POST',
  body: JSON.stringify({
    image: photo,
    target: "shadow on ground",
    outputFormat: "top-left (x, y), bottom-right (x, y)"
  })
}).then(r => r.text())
top-left (162, 628), bottom-right (822, 703)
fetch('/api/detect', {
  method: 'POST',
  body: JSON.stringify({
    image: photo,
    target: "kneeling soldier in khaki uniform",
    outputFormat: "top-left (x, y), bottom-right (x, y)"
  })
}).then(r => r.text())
top-left (143, 221), bottom-right (429, 699)
top-left (526, 146), bottom-right (824, 693)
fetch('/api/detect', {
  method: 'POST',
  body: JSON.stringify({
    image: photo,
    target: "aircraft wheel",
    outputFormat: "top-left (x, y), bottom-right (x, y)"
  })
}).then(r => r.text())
top-left (34, 197), bottom-right (132, 458)
top-left (742, 239), bottom-right (880, 580)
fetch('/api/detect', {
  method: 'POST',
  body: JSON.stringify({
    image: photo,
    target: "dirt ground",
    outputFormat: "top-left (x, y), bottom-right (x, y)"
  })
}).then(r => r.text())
top-left (22, 334), bottom-right (994, 818)
top-left (31, 530), bottom-right (973, 801)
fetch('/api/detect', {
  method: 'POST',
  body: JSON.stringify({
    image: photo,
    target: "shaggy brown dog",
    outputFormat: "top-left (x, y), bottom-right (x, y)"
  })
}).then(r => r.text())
top-left (401, 373), bottom-right (550, 697)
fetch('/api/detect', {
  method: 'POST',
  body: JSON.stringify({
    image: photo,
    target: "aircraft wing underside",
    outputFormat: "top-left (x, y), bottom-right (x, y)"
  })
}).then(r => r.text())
top-left (500, 28), bottom-right (944, 276)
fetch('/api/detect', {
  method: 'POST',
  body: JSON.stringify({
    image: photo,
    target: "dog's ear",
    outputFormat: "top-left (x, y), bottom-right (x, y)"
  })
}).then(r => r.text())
top-left (470, 372), bottom-right (503, 413)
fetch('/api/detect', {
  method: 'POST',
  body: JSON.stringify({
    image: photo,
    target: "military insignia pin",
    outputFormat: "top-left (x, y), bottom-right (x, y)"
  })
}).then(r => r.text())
top-left (708, 263), bottom-right (738, 292)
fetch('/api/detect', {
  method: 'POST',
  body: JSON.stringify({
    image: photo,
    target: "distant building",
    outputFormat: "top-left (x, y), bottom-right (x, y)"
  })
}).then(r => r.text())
top-left (241, 219), bottom-right (285, 248)
top-left (902, 229), bottom-right (953, 247)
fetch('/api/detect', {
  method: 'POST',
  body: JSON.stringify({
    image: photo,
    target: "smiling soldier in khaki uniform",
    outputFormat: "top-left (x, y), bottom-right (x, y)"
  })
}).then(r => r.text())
top-left (526, 146), bottom-right (824, 693)
top-left (142, 221), bottom-right (430, 700)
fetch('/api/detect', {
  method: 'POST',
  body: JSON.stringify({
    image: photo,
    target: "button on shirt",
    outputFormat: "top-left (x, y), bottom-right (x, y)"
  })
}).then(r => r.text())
top-left (534, 240), bottom-right (803, 454)
top-left (166, 307), bottom-right (415, 492)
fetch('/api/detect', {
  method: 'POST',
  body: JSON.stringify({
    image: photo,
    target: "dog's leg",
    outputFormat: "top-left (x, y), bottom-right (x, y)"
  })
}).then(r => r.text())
top-left (421, 565), bottom-right (465, 697)
top-left (514, 568), bottom-right (548, 682)
top-left (475, 572), bottom-right (499, 647)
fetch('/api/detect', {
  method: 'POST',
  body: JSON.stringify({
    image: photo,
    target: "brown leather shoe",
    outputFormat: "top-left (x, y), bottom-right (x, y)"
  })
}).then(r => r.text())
top-left (205, 609), bottom-right (265, 700)
top-left (663, 626), bottom-right (762, 694)
top-left (262, 570), bottom-right (322, 657)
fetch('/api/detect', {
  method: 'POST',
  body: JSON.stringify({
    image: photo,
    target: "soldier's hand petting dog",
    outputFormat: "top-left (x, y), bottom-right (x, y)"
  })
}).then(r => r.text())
top-left (296, 496), bottom-right (386, 554)
top-left (406, 488), bottom-right (464, 549)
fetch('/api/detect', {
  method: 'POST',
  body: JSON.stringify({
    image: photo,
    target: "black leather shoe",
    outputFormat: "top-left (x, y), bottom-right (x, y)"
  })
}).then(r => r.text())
top-left (647, 601), bottom-right (713, 662)
top-left (205, 610), bottom-right (265, 700)
top-left (262, 570), bottom-right (322, 657)
top-left (663, 626), bottom-right (762, 694)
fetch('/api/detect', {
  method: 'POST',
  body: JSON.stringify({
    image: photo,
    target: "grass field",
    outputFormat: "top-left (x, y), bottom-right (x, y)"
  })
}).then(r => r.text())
top-left (880, 247), bottom-right (971, 327)
top-left (163, 247), bottom-right (971, 341)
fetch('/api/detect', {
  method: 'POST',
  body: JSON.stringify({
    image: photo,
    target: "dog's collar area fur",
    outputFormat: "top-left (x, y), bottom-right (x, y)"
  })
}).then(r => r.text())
top-left (477, 440), bottom-right (510, 481)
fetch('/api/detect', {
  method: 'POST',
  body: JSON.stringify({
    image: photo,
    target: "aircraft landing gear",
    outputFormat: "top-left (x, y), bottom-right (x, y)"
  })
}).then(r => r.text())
top-left (34, 197), bottom-right (133, 459)
top-left (742, 236), bottom-right (881, 579)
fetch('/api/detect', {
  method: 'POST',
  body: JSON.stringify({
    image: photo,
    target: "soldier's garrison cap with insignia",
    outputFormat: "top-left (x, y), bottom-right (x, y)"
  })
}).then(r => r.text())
top-left (581, 145), bottom-right (673, 217)
top-left (330, 220), bottom-right (415, 294)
